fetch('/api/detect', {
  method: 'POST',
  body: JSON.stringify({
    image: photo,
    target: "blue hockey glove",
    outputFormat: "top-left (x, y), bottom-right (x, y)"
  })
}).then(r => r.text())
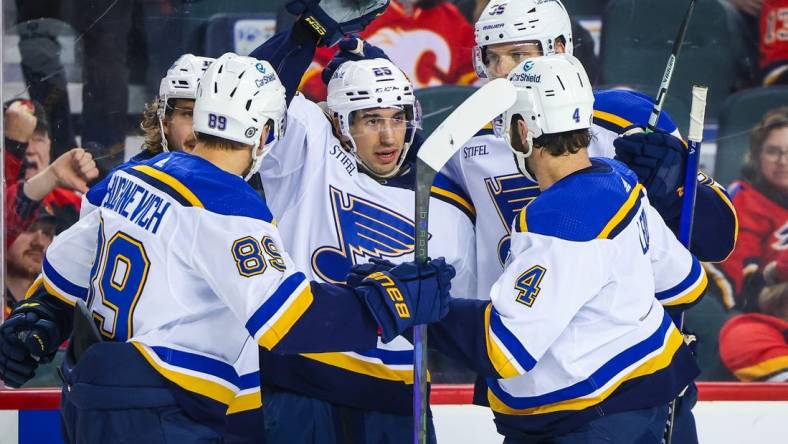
top-left (346, 257), bottom-right (396, 288)
top-left (0, 302), bottom-right (61, 387)
top-left (614, 127), bottom-right (687, 221)
top-left (354, 258), bottom-right (455, 343)
top-left (286, 0), bottom-right (390, 47)
top-left (321, 35), bottom-right (391, 84)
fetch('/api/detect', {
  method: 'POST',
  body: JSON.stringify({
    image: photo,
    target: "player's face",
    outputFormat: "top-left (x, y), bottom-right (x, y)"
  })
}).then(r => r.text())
top-left (163, 98), bottom-right (197, 152)
top-left (485, 40), bottom-right (567, 79)
top-left (7, 221), bottom-right (54, 279)
top-left (485, 42), bottom-right (544, 79)
top-left (760, 127), bottom-right (788, 193)
top-left (349, 107), bottom-right (408, 176)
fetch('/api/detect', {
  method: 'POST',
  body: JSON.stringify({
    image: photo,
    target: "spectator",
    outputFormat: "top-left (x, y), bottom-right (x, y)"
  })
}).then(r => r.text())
top-left (759, 0), bottom-right (788, 85)
top-left (4, 210), bottom-right (55, 318)
top-left (719, 281), bottom-right (788, 381)
top-left (300, 0), bottom-right (479, 101)
top-left (3, 99), bottom-right (98, 250)
top-left (709, 107), bottom-right (788, 311)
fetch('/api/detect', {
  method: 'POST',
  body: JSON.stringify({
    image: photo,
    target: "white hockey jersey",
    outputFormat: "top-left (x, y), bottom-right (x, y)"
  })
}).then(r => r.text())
top-left (443, 90), bottom-right (684, 299)
top-left (39, 152), bottom-right (314, 414)
top-left (481, 158), bottom-right (706, 432)
top-left (257, 93), bottom-right (475, 399)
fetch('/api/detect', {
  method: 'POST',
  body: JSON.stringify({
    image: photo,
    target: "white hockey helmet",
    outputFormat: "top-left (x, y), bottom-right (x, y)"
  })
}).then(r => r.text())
top-left (157, 54), bottom-right (215, 151)
top-left (193, 53), bottom-right (287, 180)
top-left (474, 0), bottom-right (573, 79)
top-left (494, 54), bottom-right (594, 180)
top-left (326, 58), bottom-right (422, 179)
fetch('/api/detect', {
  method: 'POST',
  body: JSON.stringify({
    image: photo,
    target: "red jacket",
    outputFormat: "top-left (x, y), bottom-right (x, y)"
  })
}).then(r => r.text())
top-left (760, 0), bottom-right (788, 70)
top-left (712, 181), bottom-right (787, 309)
top-left (720, 313), bottom-right (788, 382)
top-left (300, 0), bottom-right (478, 101)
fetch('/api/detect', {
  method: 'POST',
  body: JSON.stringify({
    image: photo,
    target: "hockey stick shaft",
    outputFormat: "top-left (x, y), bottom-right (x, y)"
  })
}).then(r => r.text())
top-left (665, 84), bottom-right (707, 444)
top-left (646, 0), bottom-right (697, 133)
top-left (413, 78), bottom-right (516, 444)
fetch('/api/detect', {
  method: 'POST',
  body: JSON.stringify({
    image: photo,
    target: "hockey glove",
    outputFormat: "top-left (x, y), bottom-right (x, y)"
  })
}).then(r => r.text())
top-left (354, 258), bottom-right (455, 343)
top-left (0, 301), bottom-right (62, 387)
top-left (614, 127), bottom-right (687, 221)
top-left (321, 35), bottom-right (391, 84)
top-left (286, 0), bottom-right (390, 47)
top-left (346, 257), bottom-right (396, 288)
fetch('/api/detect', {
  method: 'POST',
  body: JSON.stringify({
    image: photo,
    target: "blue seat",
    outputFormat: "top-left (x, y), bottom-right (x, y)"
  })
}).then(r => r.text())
top-left (204, 13), bottom-right (277, 57)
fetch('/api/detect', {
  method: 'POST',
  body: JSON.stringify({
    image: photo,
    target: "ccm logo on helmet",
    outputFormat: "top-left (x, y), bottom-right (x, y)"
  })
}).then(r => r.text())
top-left (488, 3), bottom-right (507, 15)
top-left (366, 272), bottom-right (411, 319)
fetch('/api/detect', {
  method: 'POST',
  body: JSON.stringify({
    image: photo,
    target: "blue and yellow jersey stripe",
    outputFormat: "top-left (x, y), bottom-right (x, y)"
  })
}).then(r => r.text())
top-left (245, 272), bottom-right (314, 350)
top-left (656, 257), bottom-right (708, 308)
top-left (40, 257), bottom-right (89, 306)
top-left (431, 173), bottom-right (476, 223)
top-left (301, 348), bottom-right (418, 384)
top-left (131, 342), bottom-right (245, 407)
top-left (487, 312), bottom-right (683, 415)
top-left (128, 165), bottom-right (204, 208)
top-left (597, 183), bottom-right (645, 239)
top-left (485, 303), bottom-right (537, 378)
top-left (226, 371), bottom-right (262, 414)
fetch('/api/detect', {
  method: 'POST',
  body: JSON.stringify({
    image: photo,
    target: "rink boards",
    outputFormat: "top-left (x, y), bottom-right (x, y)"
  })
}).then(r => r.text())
top-left (2, 383), bottom-right (788, 443)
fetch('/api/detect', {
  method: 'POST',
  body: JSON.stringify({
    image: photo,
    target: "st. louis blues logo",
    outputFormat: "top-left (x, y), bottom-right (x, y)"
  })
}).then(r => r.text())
top-left (774, 222), bottom-right (788, 250)
top-left (485, 174), bottom-right (540, 265)
top-left (312, 186), bottom-right (422, 283)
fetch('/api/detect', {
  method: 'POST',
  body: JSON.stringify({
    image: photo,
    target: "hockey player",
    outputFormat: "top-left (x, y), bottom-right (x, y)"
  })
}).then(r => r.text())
top-left (450, 0), bottom-right (737, 301)
top-left (0, 53), bottom-right (455, 443)
top-left (413, 54), bottom-right (706, 442)
top-left (249, 27), bottom-right (474, 444)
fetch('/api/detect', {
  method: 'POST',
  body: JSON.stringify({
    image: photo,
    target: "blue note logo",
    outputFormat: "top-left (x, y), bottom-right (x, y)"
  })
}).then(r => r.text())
top-left (312, 186), bottom-right (425, 283)
top-left (485, 174), bottom-right (540, 265)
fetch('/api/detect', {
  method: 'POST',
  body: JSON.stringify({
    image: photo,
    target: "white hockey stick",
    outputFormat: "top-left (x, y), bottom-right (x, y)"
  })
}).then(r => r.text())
top-left (412, 77), bottom-right (516, 444)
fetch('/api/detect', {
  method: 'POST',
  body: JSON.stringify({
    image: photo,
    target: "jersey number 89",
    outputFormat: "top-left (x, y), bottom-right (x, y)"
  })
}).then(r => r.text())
top-left (232, 236), bottom-right (286, 277)
top-left (90, 228), bottom-right (151, 341)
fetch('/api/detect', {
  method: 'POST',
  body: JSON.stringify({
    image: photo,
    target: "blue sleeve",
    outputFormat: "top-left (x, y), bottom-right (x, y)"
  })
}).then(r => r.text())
top-left (670, 181), bottom-right (737, 263)
top-left (270, 282), bottom-right (379, 354)
top-left (425, 299), bottom-right (503, 378)
top-left (248, 23), bottom-right (317, 106)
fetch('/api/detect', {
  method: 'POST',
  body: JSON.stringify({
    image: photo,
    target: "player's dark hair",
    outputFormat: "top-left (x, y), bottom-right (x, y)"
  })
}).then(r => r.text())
top-left (510, 114), bottom-right (592, 156)
top-left (195, 132), bottom-right (251, 151)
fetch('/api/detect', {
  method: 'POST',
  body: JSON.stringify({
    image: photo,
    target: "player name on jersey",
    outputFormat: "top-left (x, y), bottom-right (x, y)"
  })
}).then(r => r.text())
top-left (101, 173), bottom-right (171, 234)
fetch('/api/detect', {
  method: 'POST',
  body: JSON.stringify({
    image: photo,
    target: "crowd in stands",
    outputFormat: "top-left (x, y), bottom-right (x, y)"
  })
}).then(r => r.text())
top-left (2, 0), bottom-right (787, 386)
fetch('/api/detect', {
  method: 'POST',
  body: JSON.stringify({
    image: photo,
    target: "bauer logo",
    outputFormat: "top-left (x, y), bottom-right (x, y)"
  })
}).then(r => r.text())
top-left (509, 72), bottom-right (541, 83)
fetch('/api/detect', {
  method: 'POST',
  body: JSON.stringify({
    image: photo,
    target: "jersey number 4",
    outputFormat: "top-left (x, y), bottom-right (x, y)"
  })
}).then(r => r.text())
top-left (90, 228), bottom-right (151, 341)
top-left (514, 265), bottom-right (546, 308)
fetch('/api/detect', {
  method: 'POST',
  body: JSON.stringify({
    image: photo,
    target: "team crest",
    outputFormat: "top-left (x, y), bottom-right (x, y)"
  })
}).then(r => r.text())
top-left (312, 186), bottom-right (427, 283)
top-left (485, 174), bottom-right (540, 265)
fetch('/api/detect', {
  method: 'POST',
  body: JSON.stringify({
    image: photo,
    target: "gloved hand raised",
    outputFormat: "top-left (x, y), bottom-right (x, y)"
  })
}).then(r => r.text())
top-left (614, 127), bottom-right (687, 221)
top-left (0, 301), bottom-right (62, 388)
top-left (354, 258), bottom-right (455, 343)
top-left (321, 35), bottom-right (391, 84)
top-left (287, 0), bottom-right (390, 47)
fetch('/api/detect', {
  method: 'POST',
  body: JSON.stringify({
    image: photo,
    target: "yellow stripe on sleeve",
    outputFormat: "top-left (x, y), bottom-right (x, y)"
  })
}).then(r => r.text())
top-left (430, 186), bottom-right (476, 217)
top-left (24, 276), bottom-right (44, 299)
top-left (597, 184), bottom-right (643, 239)
top-left (592, 110), bottom-right (632, 130)
top-left (484, 304), bottom-right (522, 379)
top-left (131, 165), bottom-right (204, 208)
top-left (662, 270), bottom-right (708, 307)
top-left (300, 352), bottom-right (417, 384)
top-left (41, 278), bottom-right (78, 307)
top-left (257, 285), bottom-right (315, 350)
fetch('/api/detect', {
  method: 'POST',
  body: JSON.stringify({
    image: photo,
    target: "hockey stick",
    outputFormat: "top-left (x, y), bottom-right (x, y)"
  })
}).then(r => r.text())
top-left (664, 85), bottom-right (707, 444)
top-left (413, 78), bottom-right (516, 444)
top-left (646, 0), bottom-right (697, 133)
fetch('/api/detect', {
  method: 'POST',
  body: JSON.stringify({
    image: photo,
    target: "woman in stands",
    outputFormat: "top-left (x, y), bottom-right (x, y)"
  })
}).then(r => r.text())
top-left (710, 107), bottom-right (788, 311)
